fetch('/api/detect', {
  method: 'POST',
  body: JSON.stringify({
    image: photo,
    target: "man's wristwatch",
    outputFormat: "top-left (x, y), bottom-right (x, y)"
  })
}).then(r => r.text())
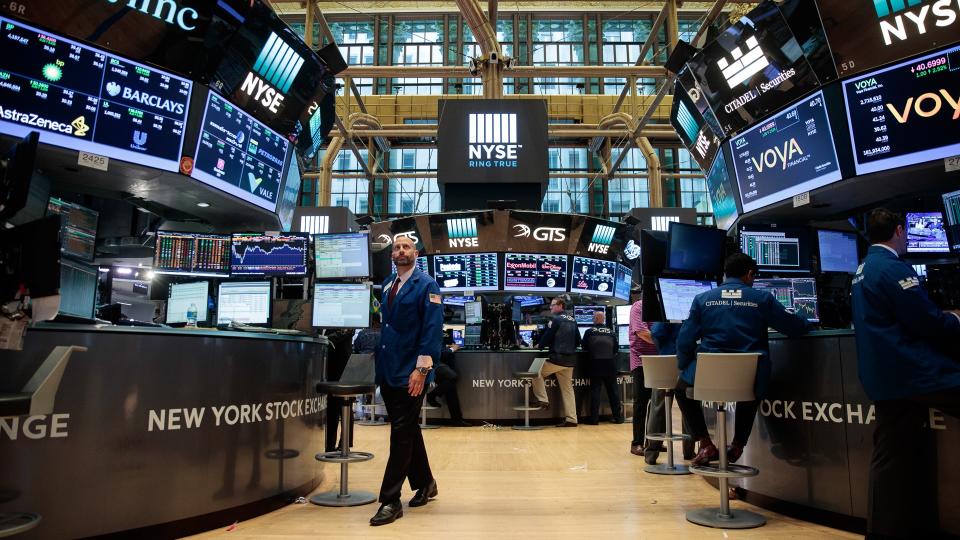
top-left (416, 366), bottom-right (432, 375)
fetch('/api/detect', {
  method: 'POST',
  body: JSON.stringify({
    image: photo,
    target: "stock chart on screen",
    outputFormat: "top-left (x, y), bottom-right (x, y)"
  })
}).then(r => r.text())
top-left (230, 233), bottom-right (309, 276)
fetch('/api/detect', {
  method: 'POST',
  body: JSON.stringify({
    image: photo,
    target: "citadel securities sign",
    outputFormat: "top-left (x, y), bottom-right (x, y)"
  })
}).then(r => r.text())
top-left (437, 99), bottom-right (548, 184)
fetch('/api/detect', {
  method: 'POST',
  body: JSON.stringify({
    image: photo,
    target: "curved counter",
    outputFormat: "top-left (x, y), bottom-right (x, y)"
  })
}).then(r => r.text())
top-left (0, 324), bottom-right (327, 539)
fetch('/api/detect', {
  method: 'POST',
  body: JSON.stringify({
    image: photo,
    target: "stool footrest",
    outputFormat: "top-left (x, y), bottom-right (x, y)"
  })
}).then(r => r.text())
top-left (513, 406), bottom-right (541, 411)
top-left (421, 405), bottom-right (440, 410)
top-left (315, 450), bottom-right (375, 464)
top-left (646, 432), bottom-right (690, 442)
top-left (689, 463), bottom-right (759, 478)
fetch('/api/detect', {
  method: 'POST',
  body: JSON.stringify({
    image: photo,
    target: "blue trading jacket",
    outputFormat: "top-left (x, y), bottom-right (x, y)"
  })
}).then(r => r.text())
top-left (676, 278), bottom-right (810, 399)
top-left (651, 322), bottom-right (681, 355)
top-left (377, 269), bottom-right (443, 387)
top-left (851, 245), bottom-right (960, 400)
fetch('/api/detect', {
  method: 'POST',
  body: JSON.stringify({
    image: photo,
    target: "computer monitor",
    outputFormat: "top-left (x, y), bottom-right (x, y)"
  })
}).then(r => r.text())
top-left (0, 215), bottom-right (61, 300)
top-left (465, 300), bottom-right (483, 324)
top-left (614, 263), bottom-right (633, 301)
top-left (514, 295), bottom-right (545, 307)
top-left (618, 325), bottom-right (630, 347)
top-left (570, 256), bottom-right (616, 296)
top-left (58, 259), bottom-right (98, 320)
top-left (392, 255), bottom-right (429, 276)
top-left (518, 323), bottom-right (537, 347)
top-left (464, 325), bottom-right (482, 348)
top-left (47, 197), bottom-right (98, 261)
top-left (433, 253), bottom-right (499, 292)
top-left (752, 277), bottom-right (820, 322)
top-left (574, 305), bottom-right (604, 325)
top-left (658, 278), bottom-right (716, 322)
top-left (154, 231), bottom-right (231, 277)
top-left (444, 324), bottom-right (466, 347)
top-left (615, 304), bottom-right (632, 325)
top-left (503, 253), bottom-right (569, 293)
top-left (230, 233), bottom-right (309, 276)
top-left (817, 230), bottom-right (859, 273)
top-left (315, 232), bottom-right (371, 279)
top-left (944, 189), bottom-right (960, 252)
top-left (443, 295), bottom-right (475, 306)
top-left (667, 221), bottom-right (726, 275)
top-left (216, 281), bottom-right (271, 326)
top-left (312, 283), bottom-right (371, 328)
top-left (738, 225), bottom-right (811, 273)
top-left (906, 212), bottom-right (949, 254)
top-left (166, 281), bottom-right (210, 324)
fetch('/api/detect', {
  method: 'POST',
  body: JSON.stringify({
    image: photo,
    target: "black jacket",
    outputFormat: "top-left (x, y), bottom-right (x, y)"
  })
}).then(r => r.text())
top-left (583, 325), bottom-right (618, 377)
top-left (539, 312), bottom-right (581, 367)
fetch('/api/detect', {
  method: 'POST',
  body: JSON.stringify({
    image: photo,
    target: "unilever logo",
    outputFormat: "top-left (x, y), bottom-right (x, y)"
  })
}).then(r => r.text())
top-left (446, 217), bottom-right (479, 248)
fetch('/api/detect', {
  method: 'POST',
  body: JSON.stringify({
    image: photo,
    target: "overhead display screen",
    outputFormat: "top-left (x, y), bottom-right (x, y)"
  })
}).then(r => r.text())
top-left (843, 44), bottom-right (960, 176)
top-left (47, 197), bottom-right (98, 262)
top-left (154, 231), bottom-right (231, 277)
top-left (433, 253), bottom-right (499, 292)
top-left (906, 212), bottom-right (949, 254)
top-left (671, 76), bottom-right (722, 171)
top-left (192, 91), bottom-right (290, 211)
top-left (571, 256), bottom-right (616, 297)
top-left (816, 0), bottom-right (960, 78)
top-left (614, 263), bottom-right (633, 301)
top-left (731, 91), bottom-right (842, 213)
top-left (503, 253), bottom-right (568, 293)
top-left (230, 233), bottom-right (308, 276)
top-left (705, 149), bottom-right (739, 231)
top-left (684, 1), bottom-right (820, 134)
top-left (0, 16), bottom-right (192, 172)
top-left (944, 189), bottom-right (960, 252)
top-left (315, 233), bottom-right (370, 279)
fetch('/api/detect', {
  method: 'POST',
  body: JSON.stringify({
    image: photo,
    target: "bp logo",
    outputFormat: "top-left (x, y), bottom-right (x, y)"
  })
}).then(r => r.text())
top-left (446, 217), bottom-right (479, 248)
top-left (468, 113), bottom-right (522, 168)
top-left (871, 0), bottom-right (958, 46)
top-left (587, 224), bottom-right (616, 255)
top-left (240, 32), bottom-right (304, 114)
top-left (716, 35), bottom-right (769, 89)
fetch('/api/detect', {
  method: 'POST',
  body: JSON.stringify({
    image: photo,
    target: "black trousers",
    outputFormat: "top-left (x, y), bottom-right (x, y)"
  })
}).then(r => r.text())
top-left (428, 365), bottom-right (464, 420)
top-left (378, 384), bottom-right (434, 504)
top-left (631, 367), bottom-right (653, 446)
top-left (589, 374), bottom-right (623, 423)
top-left (868, 387), bottom-right (960, 539)
top-left (673, 379), bottom-right (760, 447)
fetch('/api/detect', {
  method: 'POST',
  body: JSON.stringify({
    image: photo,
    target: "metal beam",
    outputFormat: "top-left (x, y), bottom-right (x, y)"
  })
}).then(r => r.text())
top-left (340, 65), bottom-right (668, 78)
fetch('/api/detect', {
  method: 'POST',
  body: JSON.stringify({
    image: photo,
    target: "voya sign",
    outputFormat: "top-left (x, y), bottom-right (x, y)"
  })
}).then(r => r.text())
top-left (102, 0), bottom-right (199, 31)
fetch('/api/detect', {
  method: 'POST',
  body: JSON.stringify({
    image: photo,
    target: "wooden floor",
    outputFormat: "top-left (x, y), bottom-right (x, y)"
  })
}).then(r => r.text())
top-left (189, 418), bottom-right (859, 540)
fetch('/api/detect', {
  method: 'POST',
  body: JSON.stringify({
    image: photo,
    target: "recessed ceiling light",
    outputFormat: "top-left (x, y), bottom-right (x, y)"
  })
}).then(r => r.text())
top-left (197, 202), bottom-right (210, 208)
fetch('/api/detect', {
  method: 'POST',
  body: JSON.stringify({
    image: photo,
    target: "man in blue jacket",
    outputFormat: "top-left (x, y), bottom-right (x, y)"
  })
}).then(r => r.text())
top-left (675, 253), bottom-right (811, 466)
top-left (369, 235), bottom-right (443, 526)
top-left (851, 208), bottom-right (960, 539)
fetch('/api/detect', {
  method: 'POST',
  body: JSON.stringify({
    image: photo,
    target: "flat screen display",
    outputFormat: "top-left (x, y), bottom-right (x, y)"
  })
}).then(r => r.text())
top-left (817, 230), bottom-right (859, 273)
top-left (618, 325), bottom-right (630, 347)
top-left (658, 278), bottom-right (716, 322)
top-left (276, 157), bottom-right (301, 232)
top-left (47, 197), bottom-right (98, 261)
top-left (671, 76), bottom-right (722, 171)
top-left (0, 16), bottom-right (192, 172)
top-left (571, 256), bottom-right (616, 296)
top-left (443, 295), bottom-right (475, 306)
top-left (503, 253), bottom-right (568, 292)
top-left (667, 222), bottom-right (726, 275)
top-left (906, 212), bottom-right (949, 254)
top-left (230, 233), bottom-right (309, 276)
top-left (730, 92), bottom-right (842, 213)
top-left (154, 231), bottom-right (231, 277)
top-left (465, 300), bottom-right (483, 324)
top-left (312, 283), bottom-right (370, 328)
top-left (574, 305), bottom-right (604, 325)
top-left (315, 233), bottom-right (370, 279)
top-left (615, 304), bottom-right (632, 325)
top-left (166, 281), bottom-right (210, 324)
top-left (216, 281), bottom-right (271, 326)
top-left (614, 263), bottom-right (633, 301)
top-left (683, 1), bottom-right (820, 134)
top-left (59, 259), bottom-right (98, 319)
top-left (192, 91), bottom-right (290, 211)
top-left (514, 295), bottom-right (545, 307)
top-left (739, 225), bottom-right (811, 273)
top-left (705, 149), bottom-right (740, 231)
top-left (392, 256), bottom-right (429, 275)
top-left (842, 44), bottom-right (960, 176)
top-left (433, 253), bottom-right (499, 292)
top-left (753, 277), bottom-right (819, 322)
top-left (943, 189), bottom-right (960, 252)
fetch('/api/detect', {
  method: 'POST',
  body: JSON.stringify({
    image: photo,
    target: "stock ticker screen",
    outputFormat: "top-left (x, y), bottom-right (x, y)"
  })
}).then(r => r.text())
top-left (0, 16), bottom-right (191, 172)
top-left (47, 197), bottom-right (98, 261)
top-left (154, 231), bottom-right (231, 277)
top-left (230, 233), bottom-right (309, 276)
top-left (433, 253), bottom-right (499, 292)
top-left (752, 277), bottom-right (820, 322)
top-left (503, 253), bottom-right (568, 293)
top-left (571, 256), bottom-right (616, 297)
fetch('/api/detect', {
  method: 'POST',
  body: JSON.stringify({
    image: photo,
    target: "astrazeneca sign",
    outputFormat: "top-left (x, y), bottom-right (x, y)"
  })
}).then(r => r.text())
top-left (437, 99), bottom-right (548, 184)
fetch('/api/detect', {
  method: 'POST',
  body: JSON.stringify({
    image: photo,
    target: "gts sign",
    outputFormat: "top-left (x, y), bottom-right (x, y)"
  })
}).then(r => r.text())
top-left (885, 89), bottom-right (960, 123)
top-left (751, 138), bottom-right (804, 172)
top-left (875, 0), bottom-right (960, 46)
top-left (513, 224), bottom-right (567, 242)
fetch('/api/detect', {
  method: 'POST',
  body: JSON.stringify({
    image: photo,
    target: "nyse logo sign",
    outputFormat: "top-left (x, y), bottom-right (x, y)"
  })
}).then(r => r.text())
top-left (651, 216), bottom-right (680, 232)
top-left (447, 217), bottom-right (479, 248)
top-left (513, 224), bottom-right (567, 242)
top-left (587, 225), bottom-right (616, 255)
top-left (873, 0), bottom-right (960, 46)
top-left (676, 101), bottom-right (701, 143)
top-left (694, 129), bottom-right (717, 159)
top-left (240, 32), bottom-right (304, 114)
top-left (468, 113), bottom-right (522, 168)
top-left (300, 215), bottom-right (330, 235)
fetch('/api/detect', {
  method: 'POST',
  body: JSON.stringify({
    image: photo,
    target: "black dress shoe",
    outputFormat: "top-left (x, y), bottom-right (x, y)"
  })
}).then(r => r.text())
top-left (409, 479), bottom-right (438, 507)
top-left (370, 501), bottom-right (403, 526)
top-left (556, 421), bottom-right (578, 427)
top-left (449, 418), bottom-right (473, 427)
top-left (426, 395), bottom-right (441, 408)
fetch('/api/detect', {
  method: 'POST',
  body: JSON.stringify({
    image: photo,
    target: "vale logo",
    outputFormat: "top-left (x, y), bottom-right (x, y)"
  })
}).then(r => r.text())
top-left (240, 32), bottom-right (304, 114)
top-left (872, 0), bottom-right (959, 46)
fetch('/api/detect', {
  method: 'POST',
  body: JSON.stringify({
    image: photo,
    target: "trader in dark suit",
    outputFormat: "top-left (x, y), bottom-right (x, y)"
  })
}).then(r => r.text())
top-left (369, 235), bottom-right (443, 526)
top-left (582, 310), bottom-right (623, 424)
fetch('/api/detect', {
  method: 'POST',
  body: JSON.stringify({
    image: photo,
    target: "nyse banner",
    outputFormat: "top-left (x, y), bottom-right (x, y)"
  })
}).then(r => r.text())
top-left (686, 1), bottom-right (820, 134)
top-left (571, 217), bottom-right (625, 261)
top-left (671, 76), bottom-right (722, 172)
top-left (427, 211), bottom-right (505, 253)
top-left (437, 99), bottom-right (548, 184)
top-left (817, 0), bottom-right (960, 77)
top-left (843, 43), bottom-right (960, 176)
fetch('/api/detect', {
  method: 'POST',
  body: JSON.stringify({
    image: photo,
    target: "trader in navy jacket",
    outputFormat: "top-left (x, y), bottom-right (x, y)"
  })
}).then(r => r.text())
top-left (369, 235), bottom-right (443, 526)
top-left (851, 208), bottom-right (960, 539)
top-left (674, 253), bottom-right (810, 466)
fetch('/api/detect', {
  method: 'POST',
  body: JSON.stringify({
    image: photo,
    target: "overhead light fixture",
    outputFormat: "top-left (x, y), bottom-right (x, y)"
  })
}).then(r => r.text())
top-left (196, 202), bottom-right (210, 208)
top-left (115, 267), bottom-right (133, 275)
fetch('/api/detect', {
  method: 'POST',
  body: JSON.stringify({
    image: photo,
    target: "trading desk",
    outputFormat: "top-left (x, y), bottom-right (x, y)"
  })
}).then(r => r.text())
top-left (0, 323), bottom-right (327, 539)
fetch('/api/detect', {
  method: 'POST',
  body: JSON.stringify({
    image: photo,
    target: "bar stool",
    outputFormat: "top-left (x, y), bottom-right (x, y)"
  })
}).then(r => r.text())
top-left (617, 368), bottom-right (634, 422)
top-left (641, 355), bottom-right (690, 476)
top-left (686, 352), bottom-right (764, 529)
top-left (311, 353), bottom-right (378, 507)
top-left (512, 357), bottom-right (547, 430)
top-left (420, 384), bottom-right (441, 430)
top-left (357, 391), bottom-right (387, 426)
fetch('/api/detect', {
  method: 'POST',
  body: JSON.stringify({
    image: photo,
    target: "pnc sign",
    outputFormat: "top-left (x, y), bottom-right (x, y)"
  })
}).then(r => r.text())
top-left (101, 0), bottom-right (199, 31)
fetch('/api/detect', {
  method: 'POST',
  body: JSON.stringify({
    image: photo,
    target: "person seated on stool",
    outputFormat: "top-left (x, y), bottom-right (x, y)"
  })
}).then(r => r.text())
top-left (851, 208), bottom-right (960, 539)
top-left (531, 296), bottom-right (581, 427)
top-left (583, 310), bottom-right (623, 425)
top-left (427, 334), bottom-right (471, 427)
top-left (674, 253), bottom-right (811, 466)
